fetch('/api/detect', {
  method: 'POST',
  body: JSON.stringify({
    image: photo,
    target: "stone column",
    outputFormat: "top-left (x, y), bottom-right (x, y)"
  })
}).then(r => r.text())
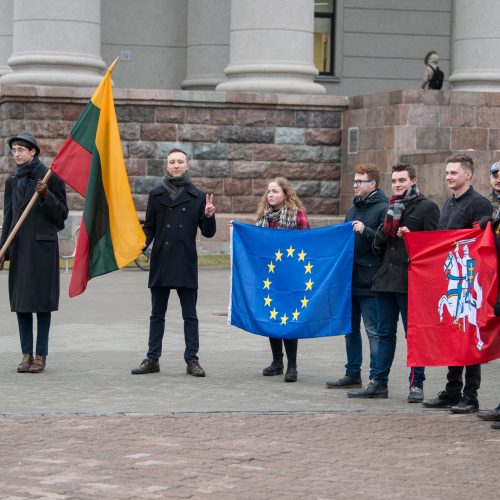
top-left (449, 0), bottom-right (500, 91)
top-left (181, 0), bottom-right (230, 90)
top-left (0, 0), bottom-right (106, 86)
top-left (216, 0), bottom-right (325, 94)
top-left (0, 0), bottom-right (13, 77)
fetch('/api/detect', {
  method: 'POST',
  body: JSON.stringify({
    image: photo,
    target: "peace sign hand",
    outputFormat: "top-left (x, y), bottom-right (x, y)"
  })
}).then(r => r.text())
top-left (204, 193), bottom-right (216, 217)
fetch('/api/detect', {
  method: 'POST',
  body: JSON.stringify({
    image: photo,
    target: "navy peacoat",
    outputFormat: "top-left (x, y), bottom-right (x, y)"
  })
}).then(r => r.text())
top-left (143, 183), bottom-right (216, 289)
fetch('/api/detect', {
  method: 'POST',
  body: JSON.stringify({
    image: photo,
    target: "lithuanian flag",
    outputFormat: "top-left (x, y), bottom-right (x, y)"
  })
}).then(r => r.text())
top-left (51, 61), bottom-right (145, 297)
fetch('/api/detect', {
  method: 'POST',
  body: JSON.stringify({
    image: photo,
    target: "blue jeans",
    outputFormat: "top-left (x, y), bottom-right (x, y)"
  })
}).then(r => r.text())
top-left (17, 312), bottom-right (51, 356)
top-left (344, 294), bottom-right (378, 380)
top-left (372, 292), bottom-right (425, 389)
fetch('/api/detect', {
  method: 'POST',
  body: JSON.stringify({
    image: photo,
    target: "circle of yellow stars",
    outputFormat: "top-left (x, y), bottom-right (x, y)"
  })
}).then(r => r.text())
top-left (262, 244), bottom-right (313, 326)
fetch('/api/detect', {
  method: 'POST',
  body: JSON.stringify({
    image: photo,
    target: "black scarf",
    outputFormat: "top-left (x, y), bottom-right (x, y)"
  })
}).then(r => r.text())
top-left (15, 157), bottom-right (41, 198)
top-left (162, 171), bottom-right (192, 200)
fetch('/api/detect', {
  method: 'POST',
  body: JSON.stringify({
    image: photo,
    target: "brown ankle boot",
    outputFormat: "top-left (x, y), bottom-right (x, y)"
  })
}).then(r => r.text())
top-left (29, 355), bottom-right (46, 373)
top-left (17, 354), bottom-right (33, 373)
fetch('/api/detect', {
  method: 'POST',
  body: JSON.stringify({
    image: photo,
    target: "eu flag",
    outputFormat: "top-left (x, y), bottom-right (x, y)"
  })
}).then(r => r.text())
top-left (229, 221), bottom-right (354, 339)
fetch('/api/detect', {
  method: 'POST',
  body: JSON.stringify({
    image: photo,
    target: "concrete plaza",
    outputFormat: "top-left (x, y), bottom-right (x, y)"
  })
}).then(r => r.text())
top-left (0, 267), bottom-right (499, 499)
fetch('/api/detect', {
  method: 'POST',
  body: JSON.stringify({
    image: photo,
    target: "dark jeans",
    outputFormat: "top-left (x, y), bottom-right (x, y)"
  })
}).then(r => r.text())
top-left (445, 365), bottom-right (481, 402)
top-left (372, 292), bottom-right (425, 389)
top-left (344, 294), bottom-right (378, 379)
top-left (269, 338), bottom-right (298, 365)
top-left (147, 287), bottom-right (199, 363)
top-left (17, 312), bottom-right (51, 356)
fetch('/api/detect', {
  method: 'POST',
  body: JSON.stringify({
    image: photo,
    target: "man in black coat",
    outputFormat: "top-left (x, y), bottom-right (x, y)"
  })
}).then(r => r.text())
top-left (423, 153), bottom-right (492, 414)
top-left (0, 132), bottom-right (68, 373)
top-left (326, 163), bottom-right (388, 389)
top-left (348, 163), bottom-right (440, 401)
top-left (131, 148), bottom-right (216, 377)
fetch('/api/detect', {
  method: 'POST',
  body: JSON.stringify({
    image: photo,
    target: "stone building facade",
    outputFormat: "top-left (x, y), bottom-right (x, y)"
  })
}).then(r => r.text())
top-left (0, 87), bottom-right (346, 253)
top-left (2, 1), bottom-right (500, 254)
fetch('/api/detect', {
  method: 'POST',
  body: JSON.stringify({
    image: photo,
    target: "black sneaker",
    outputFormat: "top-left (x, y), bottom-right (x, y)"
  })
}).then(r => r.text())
top-left (450, 398), bottom-right (479, 414)
top-left (326, 374), bottom-right (362, 389)
top-left (422, 391), bottom-right (459, 408)
top-left (131, 358), bottom-right (159, 375)
top-left (347, 380), bottom-right (388, 399)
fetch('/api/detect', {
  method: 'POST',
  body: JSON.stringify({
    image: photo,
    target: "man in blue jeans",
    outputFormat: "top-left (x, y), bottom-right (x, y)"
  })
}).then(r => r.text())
top-left (348, 164), bottom-right (440, 402)
top-left (326, 164), bottom-right (387, 389)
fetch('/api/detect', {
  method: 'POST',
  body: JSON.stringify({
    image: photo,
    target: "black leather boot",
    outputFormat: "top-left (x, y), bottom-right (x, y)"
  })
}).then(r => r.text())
top-left (262, 358), bottom-right (284, 376)
top-left (284, 363), bottom-right (297, 382)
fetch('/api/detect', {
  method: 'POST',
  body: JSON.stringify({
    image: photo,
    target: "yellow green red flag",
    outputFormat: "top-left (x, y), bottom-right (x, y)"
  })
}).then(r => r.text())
top-left (51, 63), bottom-right (145, 297)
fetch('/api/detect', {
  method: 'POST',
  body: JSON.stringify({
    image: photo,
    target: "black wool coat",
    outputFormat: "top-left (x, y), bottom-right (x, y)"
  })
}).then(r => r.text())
top-left (345, 188), bottom-right (388, 295)
top-left (371, 194), bottom-right (440, 294)
top-left (1, 161), bottom-right (68, 312)
top-left (143, 183), bottom-right (216, 289)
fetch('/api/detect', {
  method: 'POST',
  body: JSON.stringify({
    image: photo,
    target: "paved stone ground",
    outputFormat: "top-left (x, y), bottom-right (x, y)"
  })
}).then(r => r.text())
top-left (0, 268), bottom-right (499, 499)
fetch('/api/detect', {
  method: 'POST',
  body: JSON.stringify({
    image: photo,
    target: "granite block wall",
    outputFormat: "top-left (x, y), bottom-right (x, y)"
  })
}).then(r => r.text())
top-left (0, 87), bottom-right (346, 254)
top-left (341, 89), bottom-right (499, 212)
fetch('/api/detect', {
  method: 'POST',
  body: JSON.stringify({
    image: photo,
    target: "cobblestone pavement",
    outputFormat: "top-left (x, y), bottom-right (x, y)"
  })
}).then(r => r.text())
top-left (0, 413), bottom-right (499, 500)
top-left (0, 268), bottom-right (499, 499)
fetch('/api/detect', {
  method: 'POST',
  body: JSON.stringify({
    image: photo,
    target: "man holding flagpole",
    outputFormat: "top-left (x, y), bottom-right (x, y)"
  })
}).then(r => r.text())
top-left (423, 153), bottom-right (492, 414)
top-left (0, 133), bottom-right (68, 373)
top-left (131, 148), bottom-right (216, 377)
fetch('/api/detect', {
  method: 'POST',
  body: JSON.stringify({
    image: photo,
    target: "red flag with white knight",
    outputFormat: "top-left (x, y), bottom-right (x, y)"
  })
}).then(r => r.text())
top-left (405, 224), bottom-right (500, 366)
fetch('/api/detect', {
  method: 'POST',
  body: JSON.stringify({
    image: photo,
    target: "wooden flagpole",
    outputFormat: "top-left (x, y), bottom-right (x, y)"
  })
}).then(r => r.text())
top-left (0, 170), bottom-right (53, 259)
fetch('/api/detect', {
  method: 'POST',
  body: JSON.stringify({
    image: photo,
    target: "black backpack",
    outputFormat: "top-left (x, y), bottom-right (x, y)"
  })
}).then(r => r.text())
top-left (427, 65), bottom-right (444, 89)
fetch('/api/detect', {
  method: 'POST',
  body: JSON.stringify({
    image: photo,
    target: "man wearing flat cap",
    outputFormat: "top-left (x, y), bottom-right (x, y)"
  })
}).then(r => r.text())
top-left (0, 132), bottom-right (68, 373)
top-left (488, 162), bottom-right (500, 218)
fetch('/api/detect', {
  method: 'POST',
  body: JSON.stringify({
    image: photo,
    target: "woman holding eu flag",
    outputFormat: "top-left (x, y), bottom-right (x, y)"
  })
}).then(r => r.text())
top-left (256, 177), bottom-right (310, 382)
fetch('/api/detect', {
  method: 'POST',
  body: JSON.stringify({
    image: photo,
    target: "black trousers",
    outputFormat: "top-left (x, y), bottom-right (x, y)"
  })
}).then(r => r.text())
top-left (445, 364), bottom-right (481, 401)
top-left (269, 338), bottom-right (298, 365)
top-left (147, 287), bottom-right (199, 363)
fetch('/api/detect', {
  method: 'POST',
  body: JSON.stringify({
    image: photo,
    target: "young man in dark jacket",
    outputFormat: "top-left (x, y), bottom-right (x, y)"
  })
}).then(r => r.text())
top-left (423, 153), bottom-right (492, 413)
top-left (348, 163), bottom-right (440, 401)
top-left (326, 163), bottom-right (388, 389)
top-left (0, 132), bottom-right (68, 373)
top-left (131, 148), bottom-right (216, 377)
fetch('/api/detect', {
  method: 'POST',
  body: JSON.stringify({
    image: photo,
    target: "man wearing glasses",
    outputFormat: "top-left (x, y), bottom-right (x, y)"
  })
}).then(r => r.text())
top-left (348, 163), bottom-right (440, 401)
top-left (488, 162), bottom-right (500, 218)
top-left (326, 164), bottom-right (388, 390)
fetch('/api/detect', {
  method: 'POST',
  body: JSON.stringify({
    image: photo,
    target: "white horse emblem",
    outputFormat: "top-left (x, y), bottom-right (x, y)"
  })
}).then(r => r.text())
top-left (437, 239), bottom-right (484, 351)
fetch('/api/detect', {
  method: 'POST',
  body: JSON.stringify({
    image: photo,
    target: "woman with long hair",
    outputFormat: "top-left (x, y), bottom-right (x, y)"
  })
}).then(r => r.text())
top-left (255, 177), bottom-right (310, 382)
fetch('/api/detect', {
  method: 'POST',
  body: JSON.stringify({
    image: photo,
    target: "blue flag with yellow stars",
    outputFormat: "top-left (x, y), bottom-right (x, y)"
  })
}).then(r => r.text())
top-left (229, 221), bottom-right (354, 339)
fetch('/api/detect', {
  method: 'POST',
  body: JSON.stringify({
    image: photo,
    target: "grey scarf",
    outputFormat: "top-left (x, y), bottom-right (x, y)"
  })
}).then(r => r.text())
top-left (162, 171), bottom-right (192, 200)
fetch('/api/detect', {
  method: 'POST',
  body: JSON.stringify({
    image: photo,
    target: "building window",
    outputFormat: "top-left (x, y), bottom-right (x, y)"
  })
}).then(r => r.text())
top-left (314, 0), bottom-right (335, 76)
